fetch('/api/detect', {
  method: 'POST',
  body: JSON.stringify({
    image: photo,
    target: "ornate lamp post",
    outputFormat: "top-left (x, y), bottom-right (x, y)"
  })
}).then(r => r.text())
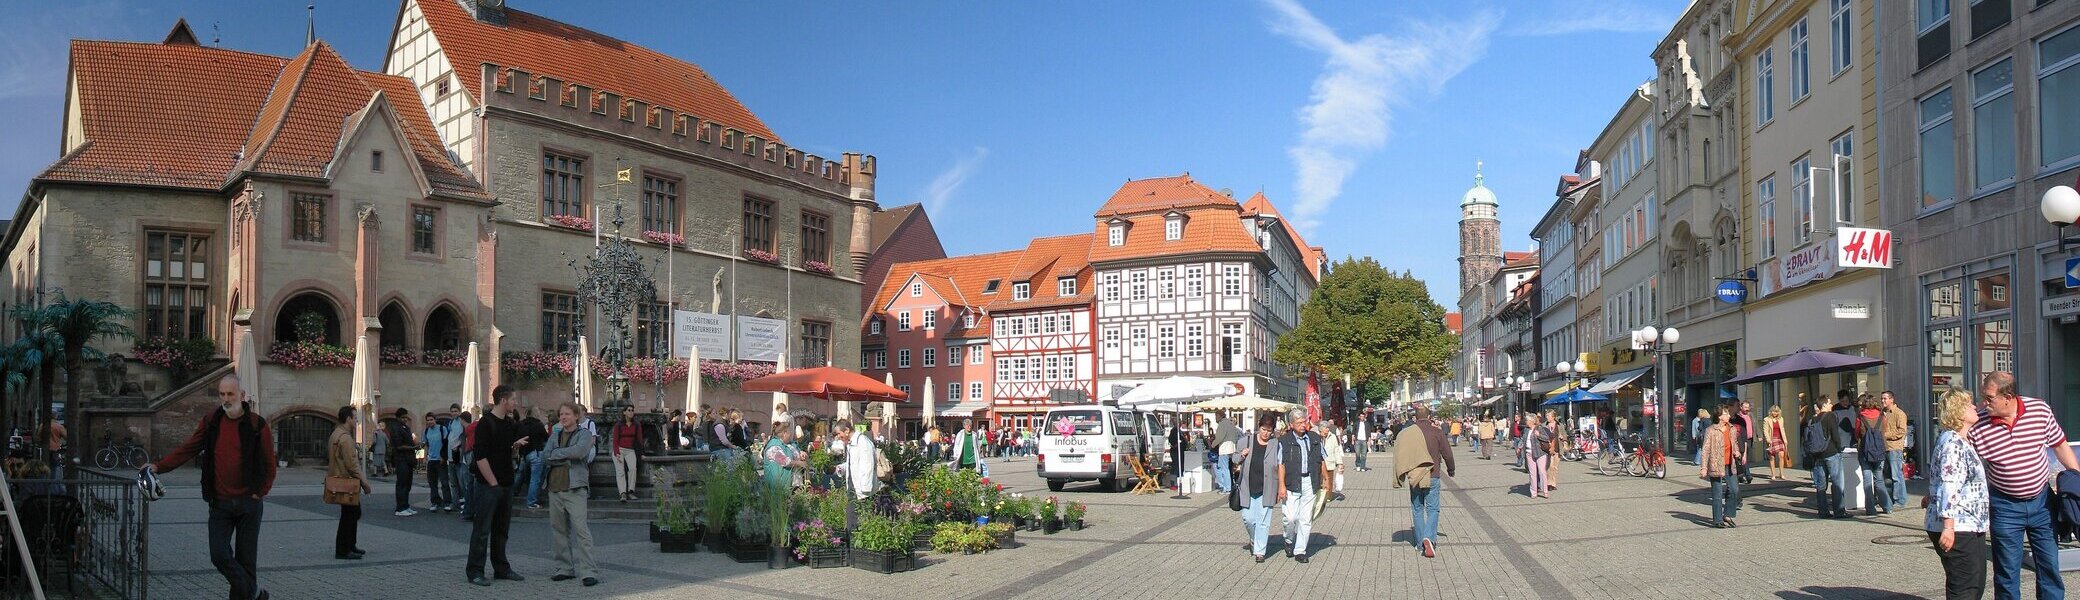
top-left (1633, 326), bottom-right (1681, 449)
top-left (571, 204), bottom-right (660, 419)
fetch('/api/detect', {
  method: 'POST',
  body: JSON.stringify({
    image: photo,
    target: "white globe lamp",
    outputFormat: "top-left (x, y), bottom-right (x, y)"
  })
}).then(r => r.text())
top-left (2043, 185), bottom-right (2080, 227)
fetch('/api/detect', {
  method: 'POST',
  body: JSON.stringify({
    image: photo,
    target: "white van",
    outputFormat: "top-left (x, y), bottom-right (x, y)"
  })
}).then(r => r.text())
top-left (1037, 406), bottom-right (1161, 492)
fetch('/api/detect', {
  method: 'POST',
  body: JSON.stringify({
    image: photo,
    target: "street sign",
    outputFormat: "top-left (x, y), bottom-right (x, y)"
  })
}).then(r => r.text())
top-left (1714, 280), bottom-right (1747, 304)
top-left (1837, 227), bottom-right (1894, 269)
top-left (2065, 257), bottom-right (2080, 288)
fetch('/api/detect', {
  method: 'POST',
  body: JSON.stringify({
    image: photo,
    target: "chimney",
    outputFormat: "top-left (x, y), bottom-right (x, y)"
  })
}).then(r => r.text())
top-left (457, 0), bottom-right (507, 25)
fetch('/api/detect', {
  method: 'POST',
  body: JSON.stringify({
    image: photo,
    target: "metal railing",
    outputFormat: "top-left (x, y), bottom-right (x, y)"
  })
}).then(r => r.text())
top-left (0, 469), bottom-right (148, 599)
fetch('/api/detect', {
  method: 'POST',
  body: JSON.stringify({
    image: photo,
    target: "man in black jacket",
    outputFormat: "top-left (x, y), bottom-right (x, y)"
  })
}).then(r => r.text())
top-left (386, 409), bottom-right (419, 516)
top-left (465, 386), bottom-right (527, 586)
top-left (1275, 412), bottom-right (1329, 563)
top-left (148, 375), bottom-right (277, 600)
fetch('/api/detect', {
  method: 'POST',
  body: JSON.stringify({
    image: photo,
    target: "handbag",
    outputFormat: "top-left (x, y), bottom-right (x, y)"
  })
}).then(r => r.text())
top-left (323, 475), bottom-right (361, 506)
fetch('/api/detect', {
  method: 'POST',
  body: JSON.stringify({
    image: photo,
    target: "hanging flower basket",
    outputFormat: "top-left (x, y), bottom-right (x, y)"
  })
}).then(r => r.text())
top-left (642, 230), bottom-right (687, 248)
top-left (743, 248), bottom-right (779, 264)
top-left (546, 214), bottom-right (595, 231)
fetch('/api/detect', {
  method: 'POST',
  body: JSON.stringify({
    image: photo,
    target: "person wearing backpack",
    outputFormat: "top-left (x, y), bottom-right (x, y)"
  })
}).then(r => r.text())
top-left (1803, 400), bottom-right (1847, 518)
top-left (1826, 393), bottom-right (1862, 517)
top-left (1854, 394), bottom-right (1895, 515)
top-left (541, 401), bottom-right (599, 587)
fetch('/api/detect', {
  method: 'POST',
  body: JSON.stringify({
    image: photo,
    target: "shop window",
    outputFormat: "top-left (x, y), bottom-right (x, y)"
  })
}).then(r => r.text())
top-left (1974, 272), bottom-right (2011, 312)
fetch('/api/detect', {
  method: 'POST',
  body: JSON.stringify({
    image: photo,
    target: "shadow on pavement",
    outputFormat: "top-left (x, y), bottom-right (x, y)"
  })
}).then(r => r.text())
top-left (1773, 585), bottom-right (1926, 599)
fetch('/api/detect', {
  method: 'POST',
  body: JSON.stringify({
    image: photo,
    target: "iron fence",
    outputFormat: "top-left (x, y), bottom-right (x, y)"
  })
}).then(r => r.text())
top-left (0, 469), bottom-right (148, 599)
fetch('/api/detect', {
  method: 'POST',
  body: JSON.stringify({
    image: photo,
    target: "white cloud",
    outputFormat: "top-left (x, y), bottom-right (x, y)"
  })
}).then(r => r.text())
top-left (1263, 0), bottom-right (1498, 233)
top-left (1508, 1), bottom-right (1681, 37)
top-left (920, 146), bottom-right (989, 216)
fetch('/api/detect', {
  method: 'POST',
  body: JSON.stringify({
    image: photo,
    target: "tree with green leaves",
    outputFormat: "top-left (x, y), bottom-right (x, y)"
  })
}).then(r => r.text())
top-left (16, 295), bottom-right (134, 461)
top-left (1272, 257), bottom-right (1457, 395)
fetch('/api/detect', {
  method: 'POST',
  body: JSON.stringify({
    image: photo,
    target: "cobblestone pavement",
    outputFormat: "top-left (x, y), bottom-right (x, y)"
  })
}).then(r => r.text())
top-left (140, 444), bottom-right (1993, 599)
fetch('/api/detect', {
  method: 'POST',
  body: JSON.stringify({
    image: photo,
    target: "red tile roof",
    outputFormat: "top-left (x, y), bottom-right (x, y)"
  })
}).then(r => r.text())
top-left (40, 39), bottom-right (483, 199)
top-left (1445, 312), bottom-right (1462, 335)
top-left (991, 234), bottom-right (1092, 311)
top-left (1503, 251), bottom-right (1538, 268)
top-left (1092, 174), bottom-right (1236, 217)
top-left (416, 0), bottom-right (778, 142)
top-left (864, 250), bottom-right (1025, 337)
top-left (1240, 191), bottom-right (1322, 280)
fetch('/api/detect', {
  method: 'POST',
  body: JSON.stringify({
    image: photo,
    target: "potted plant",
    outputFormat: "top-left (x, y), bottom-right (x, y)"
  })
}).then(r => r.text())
top-left (961, 526), bottom-right (998, 554)
top-left (929, 522), bottom-right (971, 554)
top-left (981, 522), bottom-right (1016, 549)
top-left (653, 468), bottom-right (703, 552)
top-left (765, 486), bottom-right (794, 569)
top-left (848, 514), bottom-right (919, 574)
top-left (1039, 496), bottom-right (1062, 534)
top-left (701, 456), bottom-right (751, 553)
top-left (1064, 501), bottom-right (1087, 531)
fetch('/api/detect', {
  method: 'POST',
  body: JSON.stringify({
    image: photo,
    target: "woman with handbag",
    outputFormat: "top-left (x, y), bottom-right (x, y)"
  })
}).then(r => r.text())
top-left (327, 405), bottom-right (373, 560)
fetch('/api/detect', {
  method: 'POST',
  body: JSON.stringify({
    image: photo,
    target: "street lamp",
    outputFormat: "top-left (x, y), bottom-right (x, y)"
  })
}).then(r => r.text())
top-left (1634, 326), bottom-right (1681, 448)
top-left (2043, 185), bottom-right (2080, 250)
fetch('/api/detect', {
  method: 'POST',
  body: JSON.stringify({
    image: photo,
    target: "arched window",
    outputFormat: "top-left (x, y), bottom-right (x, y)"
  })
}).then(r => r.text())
top-left (379, 302), bottom-right (411, 350)
top-left (274, 292), bottom-right (343, 346)
top-left (424, 304), bottom-right (464, 352)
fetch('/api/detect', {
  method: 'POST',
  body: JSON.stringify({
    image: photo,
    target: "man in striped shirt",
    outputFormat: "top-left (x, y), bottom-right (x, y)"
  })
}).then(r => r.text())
top-left (1969, 371), bottom-right (2080, 600)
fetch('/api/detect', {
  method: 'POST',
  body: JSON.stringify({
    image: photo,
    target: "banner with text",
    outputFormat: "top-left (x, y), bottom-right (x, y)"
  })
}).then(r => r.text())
top-left (735, 316), bottom-right (787, 363)
top-left (673, 311), bottom-right (732, 361)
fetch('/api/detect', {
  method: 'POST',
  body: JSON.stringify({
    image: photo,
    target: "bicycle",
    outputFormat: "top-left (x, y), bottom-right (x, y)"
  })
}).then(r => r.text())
top-left (95, 436), bottom-right (150, 471)
top-left (1624, 435), bottom-right (1667, 479)
top-left (1597, 435), bottom-right (1632, 476)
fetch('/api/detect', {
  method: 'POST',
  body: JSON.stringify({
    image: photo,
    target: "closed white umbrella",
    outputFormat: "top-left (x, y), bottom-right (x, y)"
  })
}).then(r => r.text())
top-left (883, 372), bottom-right (898, 430)
top-left (685, 345), bottom-right (702, 415)
top-left (349, 334), bottom-right (372, 443)
top-left (573, 336), bottom-right (593, 412)
top-left (234, 325), bottom-right (260, 414)
top-left (460, 341), bottom-right (482, 414)
top-left (922, 375), bottom-right (935, 437)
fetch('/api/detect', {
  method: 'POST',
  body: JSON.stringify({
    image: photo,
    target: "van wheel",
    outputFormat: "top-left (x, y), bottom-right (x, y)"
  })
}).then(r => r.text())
top-left (1047, 479), bottom-right (1065, 492)
top-left (1099, 477), bottom-right (1120, 492)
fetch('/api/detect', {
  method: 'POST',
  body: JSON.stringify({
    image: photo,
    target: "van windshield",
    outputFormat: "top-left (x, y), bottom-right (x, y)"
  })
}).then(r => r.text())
top-left (1048, 410), bottom-right (1105, 435)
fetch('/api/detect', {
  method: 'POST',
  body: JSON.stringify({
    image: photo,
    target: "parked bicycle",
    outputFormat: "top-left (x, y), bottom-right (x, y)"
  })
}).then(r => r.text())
top-left (1596, 435), bottom-right (1632, 476)
top-left (95, 435), bottom-right (150, 471)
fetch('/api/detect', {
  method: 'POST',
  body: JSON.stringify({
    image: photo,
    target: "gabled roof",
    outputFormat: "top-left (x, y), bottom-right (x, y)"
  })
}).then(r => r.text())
top-left (1240, 191), bottom-right (1322, 280)
top-left (1444, 312), bottom-right (1462, 335)
top-left (991, 234), bottom-right (1093, 311)
top-left (414, 0), bottom-right (778, 141)
top-left (1503, 251), bottom-right (1538, 268)
top-left (1092, 174), bottom-right (1236, 217)
top-left (869, 203), bottom-right (933, 253)
top-left (864, 250), bottom-right (1025, 332)
top-left (39, 37), bottom-right (485, 200)
top-left (1089, 204), bottom-right (1260, 264)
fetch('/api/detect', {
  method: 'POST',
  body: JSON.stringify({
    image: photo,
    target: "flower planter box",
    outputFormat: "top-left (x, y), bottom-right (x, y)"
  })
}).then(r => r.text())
top-left (802, 546), bottom-right (847, 569)
top-left (988, 528), bottom-right (1017, 549)
top-left (649, 522), bottom-right (660, 543)
top-left (848, 548), bottom-right (919, 574)
top-left (1042, 519), bottom-right (1062, 534)
top-left (729, 538), bottom-right (770, 563)
top-left (658, 529), bottom-right (702, 554)
top-left (703, 530), bottom-right (729, 554)
top-left (910, 531), bottom-right (934, 551)
top-left (1069, 519), bottom-right (1084, 531)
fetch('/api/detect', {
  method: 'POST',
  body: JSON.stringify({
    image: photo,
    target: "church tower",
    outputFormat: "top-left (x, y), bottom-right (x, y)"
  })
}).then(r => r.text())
top-left (1458, 162), bottom-right (1502, 294)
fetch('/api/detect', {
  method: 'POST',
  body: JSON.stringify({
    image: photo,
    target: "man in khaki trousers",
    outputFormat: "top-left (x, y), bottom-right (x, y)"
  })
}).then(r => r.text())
top-left (542, 402), bottom-right (601, 587)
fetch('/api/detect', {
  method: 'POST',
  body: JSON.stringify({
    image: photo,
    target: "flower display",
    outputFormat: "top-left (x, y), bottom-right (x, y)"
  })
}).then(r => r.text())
top-left (743, 248), bottom-right (779, 264)
top-left (268, 341), bottom-right (354, 369)
top-left (547, 214), bottom-right (595, 231)
top-left (802, 259), bottom-right (834, 275)
top-left (641, 230), bottom-right (686, 247)
top-left (420, 348), bottom-right (467, 369)
top-left (500, 350), bottom-right (574, 383)
top-left (378, 346), bottom-right (419, 366)
top-left (133, 336), bottom-right (215, 372)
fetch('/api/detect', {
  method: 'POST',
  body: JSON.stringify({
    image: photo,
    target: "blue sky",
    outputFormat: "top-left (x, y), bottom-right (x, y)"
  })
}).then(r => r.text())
top-left (0, 0), bottom-right (1685, 305)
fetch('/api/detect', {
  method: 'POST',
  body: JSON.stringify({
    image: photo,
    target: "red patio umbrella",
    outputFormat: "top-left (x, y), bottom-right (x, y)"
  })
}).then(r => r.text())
top-left (740, 366), bottom-right (910, 403)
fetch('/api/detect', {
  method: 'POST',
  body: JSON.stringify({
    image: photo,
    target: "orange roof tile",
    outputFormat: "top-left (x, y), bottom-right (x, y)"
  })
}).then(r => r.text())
top-left (1503, 251), bottom-right (1538, 268)
top-left (863, 250), bottom-right (1025, 335)
top-left (1240, 191), bottom-right (1321, 280)
top-left (1445, 312), bottom-right (1462, 335)
top-left (40, 38), bottom-right (484, 199)
top-left (1092, 174), bottom-right (1236, 217)
top-left (991, 234), bottom-right (1093, 311)
top-left (416, 0), bottom-right (778, 142)
top-left (1089, 204), bottom-right (1260, 264)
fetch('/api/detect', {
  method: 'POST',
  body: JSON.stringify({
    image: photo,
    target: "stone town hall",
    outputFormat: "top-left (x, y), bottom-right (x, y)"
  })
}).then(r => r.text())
top-left (0, 0), bottom-right (879, 461)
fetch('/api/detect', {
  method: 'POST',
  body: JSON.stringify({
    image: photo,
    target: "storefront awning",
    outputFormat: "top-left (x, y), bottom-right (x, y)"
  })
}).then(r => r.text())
top-left (1480, 395), bottom-right (1504, 407)
top-left (1538, 378), bottom-right (1578, 398)
top-left (937, 403), bottom-right (988, 417)
top-left (1588, 367), bottom-right (1653, 395)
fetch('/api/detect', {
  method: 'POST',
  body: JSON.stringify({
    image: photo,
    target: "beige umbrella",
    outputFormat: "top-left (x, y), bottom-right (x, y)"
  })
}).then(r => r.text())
top-left (460, 341), bottom-right (482, 414)
top-left (685, 345), bottom-right (702, 415)
top-left (883, 372), bottom-right (899, 430)
top-left (922, 375), bottom-right (935, 437)
top-left (574, 336), bottom-right (594, 412)
top-left (349, 335), bottom-right (372, 443)
top-left (234, 325), bottom-right (260, 414)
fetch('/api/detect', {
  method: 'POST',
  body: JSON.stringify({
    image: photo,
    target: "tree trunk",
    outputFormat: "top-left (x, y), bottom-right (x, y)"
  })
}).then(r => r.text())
top-left (64, 351), bottom-right (82, 467)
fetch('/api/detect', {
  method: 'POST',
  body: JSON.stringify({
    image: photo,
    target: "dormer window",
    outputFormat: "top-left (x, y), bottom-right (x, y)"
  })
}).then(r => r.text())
top-left (1013, 282), bottom-right (1031, 301)
top-left (869, 319), bottom-right (882, 335)
top-left (1058, 277), bottom-right (1077, 297)
top-left (1108, 223), bottom-right (1124, 246)
top-left (963, 313), bottom-right (976, 328)
top-left (983, 279), bottom-right (1001, 294)
top-left (1165, 217), bottom-right (1182, 240)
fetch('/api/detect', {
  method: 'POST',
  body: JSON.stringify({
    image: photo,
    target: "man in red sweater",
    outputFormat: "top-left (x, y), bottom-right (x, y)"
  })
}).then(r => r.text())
top-left (147, 374), bottom-right (278, 600)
